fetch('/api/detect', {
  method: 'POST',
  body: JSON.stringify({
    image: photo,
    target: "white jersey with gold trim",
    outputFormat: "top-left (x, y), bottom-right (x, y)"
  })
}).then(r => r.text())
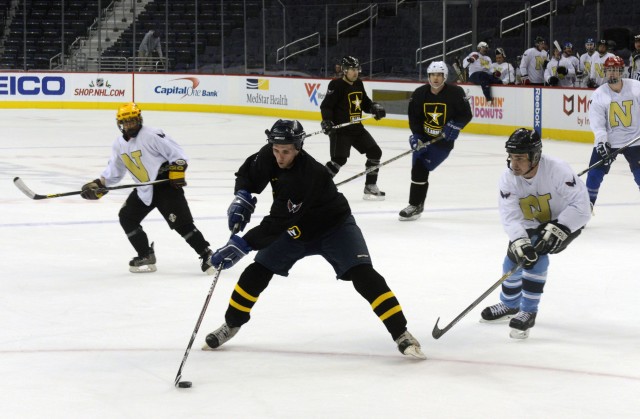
top-left (588, 78), bottom-right (640, 147)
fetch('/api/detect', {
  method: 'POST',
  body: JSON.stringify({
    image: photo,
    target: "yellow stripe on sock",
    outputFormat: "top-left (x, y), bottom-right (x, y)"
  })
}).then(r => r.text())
top-left (371, 291), bottom-right (394, 309)
top-left (229, 298), bottom-right (251, 312)
top-left (379, 305), bottom-right (402, 321)
top-left (234, 284), bottom-right (258, 302)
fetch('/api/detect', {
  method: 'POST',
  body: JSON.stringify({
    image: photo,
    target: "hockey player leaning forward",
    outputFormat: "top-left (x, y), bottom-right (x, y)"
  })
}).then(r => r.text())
top-left (481, 128), bottom-right (591, 339)
top-left (80, 103), bottom-right (214, 274)
top-left (399, 61), bottom-right (472, 221)
top-left (202, 119), bottom-right (426, 360)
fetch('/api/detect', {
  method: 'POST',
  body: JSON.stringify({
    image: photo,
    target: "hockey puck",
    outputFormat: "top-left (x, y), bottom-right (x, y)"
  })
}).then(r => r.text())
top-left (177, 381), bottom-right (192, 388)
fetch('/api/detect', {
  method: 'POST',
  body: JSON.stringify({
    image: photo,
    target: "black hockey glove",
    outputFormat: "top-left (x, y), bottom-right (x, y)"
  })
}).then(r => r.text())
top-left (596, 142), bottom-right (615, 166)
top-left (168, 159), bottom-right (188, 188)
top-left (557, 66), bottom-right (568, 76)
top-left (81, 178), bottom-right (108, 200)
top-left (443, 120), bottom-right (464, 142)
top-left (210, 235), bottom-right (252, 270)
top-left (321, 120), bottom-right (334, 135)
top-left (547, 76), bottom-right (559, 86)
top-left (371, 102), bottom-right (386, 120)
top-left (227, 189), bottom-right (257, 232)
top-left (535, 221), bottom-right (573, 255)
top-left (587, 79), bottom-right (597, 88)
top-left (509, 238), bottom-right (539, 269)
top-left (542, 59), bottom-right (549, 70)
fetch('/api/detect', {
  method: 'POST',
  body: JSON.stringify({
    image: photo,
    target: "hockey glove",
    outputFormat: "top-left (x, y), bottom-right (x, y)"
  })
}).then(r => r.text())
top-left (596, 142), bottom-right (615, 166)
top-left (557, 66), bottom-right (568, 77)
top-left (509, 238), bottom-right (539, 269)
top-left (443, 120), bottom-right (464, 142)
top-left (409, 134), bottom-right (427, 151)
top-left (587, 79), bottom-right (597, 88)
top-left (371, 102), bottom-right (386, 120)
top-left (467, 54), bottom-right (479, 63)
top-left (81, 178), bottom-right (108, 200)
top-left (227, 189), bottom-right (257, 232)
top-left (210, 235), bottom-right (252, 270)
top-left (520, 76), bottom-right (531, 85)
top-left (548, 76), bottom-right (559, 86)
top-left (321, 120), bottom-right (334, 135)
top-left (493, 70), bottom-right (502, 78)
top-left (168, 159), bottom-right (188, 188)
top-left (535, 221), bottom-right (572, 255)
top-left (542, 59), bottom-right (549, 70)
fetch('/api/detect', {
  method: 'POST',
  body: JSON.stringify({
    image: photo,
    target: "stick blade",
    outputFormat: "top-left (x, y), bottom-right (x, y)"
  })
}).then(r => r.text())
top-left (431, 317), bottom-right (444, 339)
top-left (13, 177), bottom-right (41, 199)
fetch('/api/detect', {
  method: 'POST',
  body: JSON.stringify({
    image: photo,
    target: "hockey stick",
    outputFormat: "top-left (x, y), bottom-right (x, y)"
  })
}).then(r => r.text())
top-left (335, 135), bottom-right (444, 187)
top-left (173, 224), bottom-right (240, 389)
top-left (431, 261), bottom-right (524, 339)
top-left (576, 135), bottom-right (640, 177)
top-left (13, 177), bottom-right (170, 200)
top-left (304, 115), bottom-right (373, 138)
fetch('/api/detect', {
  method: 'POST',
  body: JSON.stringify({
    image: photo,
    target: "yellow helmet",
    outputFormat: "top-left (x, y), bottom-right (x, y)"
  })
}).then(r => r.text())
top-left (116, 102), bottom-right (143, 137)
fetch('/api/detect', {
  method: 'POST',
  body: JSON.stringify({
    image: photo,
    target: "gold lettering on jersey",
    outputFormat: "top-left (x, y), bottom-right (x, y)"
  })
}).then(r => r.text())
top-left (287, 226), bottom-right (301, 239)
top-left (121, 150), bottom-right (150, 182)
top-left (519, 193), bottom-right (552, 223)
top-left (609, 100), bottom-right (633, 128)
top-left (423, 103), bottom-right (446, 135)
top-left (535, 56), bottom-right (547, 70)
top-left (594, 63), bottom-right (605, 79)
top-left (347, 92), bottom-right (363, 118)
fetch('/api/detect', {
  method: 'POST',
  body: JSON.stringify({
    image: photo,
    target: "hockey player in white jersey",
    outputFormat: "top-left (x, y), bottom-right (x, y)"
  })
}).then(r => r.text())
top-left (481, 128), bottom-right (591, 339)
top-left (562, 42), bottom-right (580, 79)
top-left (80, 103), bottom-right (215, 274)
top-left (588, 40), bottom-right (615, 87)
top-left (463, 41), bottom-right (502, 100)
top-left (544, 43), bottom-right (576, 87)
top-left (585, 56), bottom-right (640, 207)
top-left (519, 36), bottom-right (549, 85)
top-left (627, 34), bottom-right (640, 81)
top-left (491, 48), bottom-right (516, 85)
top-left (579, 38), bottom-right (596, 87)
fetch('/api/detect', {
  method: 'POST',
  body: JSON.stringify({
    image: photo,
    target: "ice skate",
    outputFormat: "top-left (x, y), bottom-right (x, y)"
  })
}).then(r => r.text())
top-left (398, 204), bottom-right (424, 221)
top-left (202, 323), bottom-right (241, 350)
top-left (129, 242), bottom-right (156, 273)
top-left (509, 311), bottom-right (537, 339)
top-left (200, 248), bottom-right (215, 275)
top-left (363, 184), bottom-right (386, 201)
top-left (395, 330), bottom-right (426, 360)
top-left (480, 302), bottom-right (519, 323)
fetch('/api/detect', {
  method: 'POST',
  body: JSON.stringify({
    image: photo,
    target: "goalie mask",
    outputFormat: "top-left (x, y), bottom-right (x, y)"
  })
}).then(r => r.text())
top-left (506, 128), bottom-right (542, 173)
top-left (604, 55), bottom-right (625, 84)
top-left (427, 61), bottom-right (448, 90)
top-left (265, 119), bottom-right (306, 150)
top-left (116, 102), bottom-right (143, 138)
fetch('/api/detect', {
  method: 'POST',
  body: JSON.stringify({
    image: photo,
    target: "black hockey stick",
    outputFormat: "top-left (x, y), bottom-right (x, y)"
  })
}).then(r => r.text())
top-left (577, 135), bottom-right (640, 177)
top-left (335, 135), bottom-right (444, 187)
top-left (13, 177), bottom-right (170, 200)
top-left (431, 261), bottom-right (524, 339)
top-left (173, 224), bottom-right (241, 389)
top-left (304, 115), bottom-right (373, 138)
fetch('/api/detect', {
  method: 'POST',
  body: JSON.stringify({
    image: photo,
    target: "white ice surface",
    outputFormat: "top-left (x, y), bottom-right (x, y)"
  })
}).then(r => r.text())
top-left (1, 110), bottom-right (638, 418)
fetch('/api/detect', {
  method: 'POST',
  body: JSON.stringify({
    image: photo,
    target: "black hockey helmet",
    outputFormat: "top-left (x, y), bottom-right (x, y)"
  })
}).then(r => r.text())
top-left (341, 55), bottom-right (361, 72)
top-left (265, 119), bottom-right (305, 150)
top-left (534, 36), bottom-right (546, 46)
top-left (506, 128), bottom-right (542, 168)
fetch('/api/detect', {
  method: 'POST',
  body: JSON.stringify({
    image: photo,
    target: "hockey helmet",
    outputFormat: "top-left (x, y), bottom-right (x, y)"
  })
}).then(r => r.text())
top-left (604, 55), bottom-right (625, 84)
top-left (585, 38), bottom-right (595, 51)
top-left (341, 56), bottom-right (361, 72)
top-left (116, 102), bottom-right (143, 137)
top-left (505, 128), bottom-right (542, 169)
top-left (477, 41), bottom-right (489, 50)
top-left (534, 36), bottom-right (546, 46)
top-left (266, 119), bottom-right (306, 150)
top-left (426, 61), bottom-right (448, 89)
top-left (635, 34), bottom-right (640, 42)
top-left (495, 47), bottom-right (506, 58)
top-left (563, 42), bottom-right (573, 50)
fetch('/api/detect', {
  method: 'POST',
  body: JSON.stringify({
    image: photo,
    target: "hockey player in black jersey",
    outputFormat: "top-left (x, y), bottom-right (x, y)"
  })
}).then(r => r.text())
top-left (399, 61), bottom-right (473, 221)
top-left (320, 55), bottom-right (387, 200)
top-left (202, 119), bottom-right (425, 360)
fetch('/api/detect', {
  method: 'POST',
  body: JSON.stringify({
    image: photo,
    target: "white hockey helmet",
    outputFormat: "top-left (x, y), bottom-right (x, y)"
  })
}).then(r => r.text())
top-left (477, 41), bottom-right (489, 50)
top-left (427, 61), bottom-right (448, 89)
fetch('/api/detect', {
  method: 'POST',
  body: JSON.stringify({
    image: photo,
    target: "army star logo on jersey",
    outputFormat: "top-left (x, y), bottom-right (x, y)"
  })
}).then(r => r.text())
top-left (423, 103), bottom-right (447, 136)
top-left (287, 199), bottom-right (303, 213)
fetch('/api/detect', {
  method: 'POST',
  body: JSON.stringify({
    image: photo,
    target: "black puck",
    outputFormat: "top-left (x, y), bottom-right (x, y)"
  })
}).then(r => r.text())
top-left (177, 381), bottom-right (192, 388)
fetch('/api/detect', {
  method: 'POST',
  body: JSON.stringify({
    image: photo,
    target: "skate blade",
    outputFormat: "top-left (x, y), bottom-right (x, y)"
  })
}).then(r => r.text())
top-left (398, 213), bottom-right (421, 221)
top-left (201, 343), bottom-right (216, 351)
top-left (403, 345), bottom-right (427, 360)
top-left (479, 314), bottom-right (517, 323)
top-left (203, 266), bottom-right (216, 275)
top-left (362, 194), bottom-right (386, 201)
top-left (129, 264), bottom-right (157, 273)
top-left (509, 328), bottom-right (530, 339)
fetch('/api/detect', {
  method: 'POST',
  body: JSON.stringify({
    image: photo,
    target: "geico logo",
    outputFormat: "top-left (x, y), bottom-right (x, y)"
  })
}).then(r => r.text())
top-left (0, 76), bottom-right (65, 95)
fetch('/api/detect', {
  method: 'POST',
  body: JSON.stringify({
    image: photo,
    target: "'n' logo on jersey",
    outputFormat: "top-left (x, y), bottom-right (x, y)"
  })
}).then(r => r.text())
top-left (347, 92), bottom-right (363, 118)
top-left (609, 100), bottom-right (633, 128)
top-left (423, 103), bottom-right (446, 136)
top-left (519, 193), bottom-right (552, 223)
top-left (287, 199), bottom-right (303, 213)
top-left (121, 150), bottom-right (150, 182)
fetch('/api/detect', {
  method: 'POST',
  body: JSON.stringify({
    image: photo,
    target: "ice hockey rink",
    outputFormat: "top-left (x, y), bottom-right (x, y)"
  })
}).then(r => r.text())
top-left (1, 109), bottom-right (638, 418)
